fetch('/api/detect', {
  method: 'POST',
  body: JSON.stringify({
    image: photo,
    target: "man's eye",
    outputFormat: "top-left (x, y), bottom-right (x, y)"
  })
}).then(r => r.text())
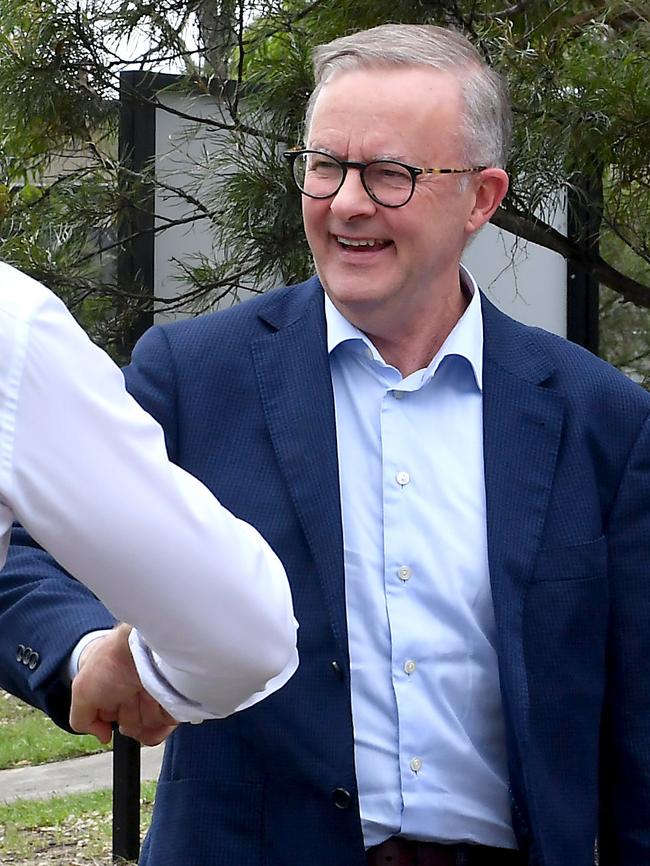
top-left (309, 160), bottom-right (338, 173)
top-left (370, 165), bottom-right (411, 187)
top-left (375, 165), bottom-right (409, 179)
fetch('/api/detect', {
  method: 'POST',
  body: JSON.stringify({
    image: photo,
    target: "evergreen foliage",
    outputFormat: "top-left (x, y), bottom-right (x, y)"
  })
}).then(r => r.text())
top-left (0, 0), bottom-right (648, 375)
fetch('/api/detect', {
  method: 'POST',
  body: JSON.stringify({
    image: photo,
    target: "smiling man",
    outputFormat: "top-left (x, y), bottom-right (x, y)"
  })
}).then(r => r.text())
top-left (1, 23), bottom-right (649, 866)
top-left (294, 62), bottom-right (507, 374)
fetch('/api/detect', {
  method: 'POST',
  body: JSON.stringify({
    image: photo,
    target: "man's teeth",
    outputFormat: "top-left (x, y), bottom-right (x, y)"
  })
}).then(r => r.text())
top-left (337, 237), bottom-right (383, 247)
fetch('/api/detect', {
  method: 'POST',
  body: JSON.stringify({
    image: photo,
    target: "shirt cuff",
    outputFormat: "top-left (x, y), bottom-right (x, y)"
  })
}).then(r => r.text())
top-left (127, 629), bottom-right (211, 724)
top-left (127, 628), bottom-right (299, 725)
top-left (66, 629), bottom-right (113, 683)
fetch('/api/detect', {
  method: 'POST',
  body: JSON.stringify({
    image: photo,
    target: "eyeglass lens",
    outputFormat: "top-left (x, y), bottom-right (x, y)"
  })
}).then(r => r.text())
top-left (292, 152), bottom-right (413, 207)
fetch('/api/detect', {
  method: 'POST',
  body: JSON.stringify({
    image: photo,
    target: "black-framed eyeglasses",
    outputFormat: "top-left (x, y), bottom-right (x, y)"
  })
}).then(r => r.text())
top-left (284, 148), bottom-right (486, 208)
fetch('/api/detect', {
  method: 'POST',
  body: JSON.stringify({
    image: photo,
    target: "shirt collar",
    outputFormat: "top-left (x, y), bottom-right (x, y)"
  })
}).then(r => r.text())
top-left (324, 263), bottom-right (483, 390)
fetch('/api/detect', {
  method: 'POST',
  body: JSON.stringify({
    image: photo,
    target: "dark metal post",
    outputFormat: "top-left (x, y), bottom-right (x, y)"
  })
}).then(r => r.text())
top-left (112, 731), bottom-right (141, 862)
top-left (114, 69), bottom-right (184, 861)
top-left (566, 261), bottom-right (600, 354)
top-left (566, 176), bottom-right (602, 355)
top-left (111, 71), bottom-right (158, 863)
top-left (117, 71), bottom-right (159, 355)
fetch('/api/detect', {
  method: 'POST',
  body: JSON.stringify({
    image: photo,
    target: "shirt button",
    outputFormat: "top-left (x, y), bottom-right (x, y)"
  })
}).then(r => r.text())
top-left (365, 347), bottom-right (373, 360)
top-left (409, 757), bottom-right (423, 773)
top-left (396, 471), bottom-right (410, 486)
top-left (392, 390), bottom-right (404, 399)
top-left (403, 660), bottom-right (417, 675)
top-left (398, 566), bottom-right (412, 581)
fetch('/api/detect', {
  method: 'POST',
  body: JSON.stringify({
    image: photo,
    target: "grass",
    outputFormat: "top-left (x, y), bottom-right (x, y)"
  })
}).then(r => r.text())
top-left (0, 782), bottom-right (156, 865)
top-left (0, 691), bottom-right (110, 770)
top-left (0, 690), bottom-right (156, 863)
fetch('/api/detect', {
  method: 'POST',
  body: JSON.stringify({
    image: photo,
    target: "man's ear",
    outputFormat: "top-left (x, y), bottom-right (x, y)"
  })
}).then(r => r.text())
top-left (465, 168), bottom-right (509, 236)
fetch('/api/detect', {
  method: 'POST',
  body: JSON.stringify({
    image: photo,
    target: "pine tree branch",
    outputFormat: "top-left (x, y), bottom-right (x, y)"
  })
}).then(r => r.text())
top-left (491, 208), bottom-right (650, 309)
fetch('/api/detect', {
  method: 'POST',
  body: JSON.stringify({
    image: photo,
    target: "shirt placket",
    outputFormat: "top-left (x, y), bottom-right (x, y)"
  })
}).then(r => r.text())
top-left (381, 384), bottom-right (425, 822)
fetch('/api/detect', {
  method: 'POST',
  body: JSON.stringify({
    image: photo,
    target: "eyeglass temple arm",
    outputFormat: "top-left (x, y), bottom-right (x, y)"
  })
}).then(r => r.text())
top-left (421, 166), bottom-right (486, 175)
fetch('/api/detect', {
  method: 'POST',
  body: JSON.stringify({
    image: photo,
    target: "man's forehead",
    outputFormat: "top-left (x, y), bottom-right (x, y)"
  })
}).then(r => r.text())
top-left (310, 65), bottom-right (463, 120)
top-left (307, 66), bottom-right (465, 153)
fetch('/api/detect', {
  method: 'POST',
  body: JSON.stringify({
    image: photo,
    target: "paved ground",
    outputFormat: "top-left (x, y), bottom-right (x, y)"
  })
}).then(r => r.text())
top-left (0, 744), bottom-right (164, 803)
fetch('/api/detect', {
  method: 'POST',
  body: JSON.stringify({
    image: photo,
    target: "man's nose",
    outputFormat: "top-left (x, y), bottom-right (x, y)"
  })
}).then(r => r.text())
top-left (329, 168), bottom-right (377, 218)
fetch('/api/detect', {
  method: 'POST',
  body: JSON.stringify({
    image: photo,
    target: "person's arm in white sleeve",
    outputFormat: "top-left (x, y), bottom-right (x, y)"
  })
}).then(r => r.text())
top-left (0, 268), bottom-right (298, 723)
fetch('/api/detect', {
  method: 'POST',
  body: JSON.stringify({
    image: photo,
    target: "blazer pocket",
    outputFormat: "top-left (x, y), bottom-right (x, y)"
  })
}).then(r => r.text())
top-left (141, 779), bottom-right (263, 866)
top-left (532, 535), bottom-right (607, 583)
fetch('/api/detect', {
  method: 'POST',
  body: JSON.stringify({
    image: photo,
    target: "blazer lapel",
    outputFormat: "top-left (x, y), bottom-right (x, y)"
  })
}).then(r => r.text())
top-left (251, 279), bottom-right (349, 662)
top-left (481, 295), bottom-right (566, 738)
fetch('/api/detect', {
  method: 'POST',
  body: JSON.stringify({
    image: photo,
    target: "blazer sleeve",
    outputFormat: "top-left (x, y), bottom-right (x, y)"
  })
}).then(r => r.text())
top-left (0, 524), bottom-right (116, 730)
top-left (599, 409), bottom-right (650, 862)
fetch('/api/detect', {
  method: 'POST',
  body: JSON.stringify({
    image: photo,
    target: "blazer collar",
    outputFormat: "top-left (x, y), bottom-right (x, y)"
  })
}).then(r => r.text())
top-left (255, 275), bottom-right (324, 331)
top-left (481, 293), bottom-right (558, 386)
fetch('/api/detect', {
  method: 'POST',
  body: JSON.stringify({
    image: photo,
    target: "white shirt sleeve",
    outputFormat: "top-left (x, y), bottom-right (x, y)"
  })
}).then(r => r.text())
top-left (0, 266), bottom-right (298, 721)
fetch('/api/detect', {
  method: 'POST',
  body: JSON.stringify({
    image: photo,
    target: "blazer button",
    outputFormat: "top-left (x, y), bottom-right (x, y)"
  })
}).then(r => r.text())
top-left (27, 651), bottom-right (40, 671)
top-left (331, 660), bottom-right (343, 680)
top-left (21, 646), bottom-right (33, 665)
top-left (16, 644), bottom-right (25, 662)
top-left (332, 787), bottom-right (352, 809)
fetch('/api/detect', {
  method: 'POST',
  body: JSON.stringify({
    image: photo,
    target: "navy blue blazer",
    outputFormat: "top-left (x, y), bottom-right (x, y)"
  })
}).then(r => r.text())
top-left (1, 277), bottom-right (650, 866)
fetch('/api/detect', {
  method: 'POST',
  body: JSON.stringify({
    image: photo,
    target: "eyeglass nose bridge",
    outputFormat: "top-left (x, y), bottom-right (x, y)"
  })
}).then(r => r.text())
top-left (333, 159), bottom-right (379, 204)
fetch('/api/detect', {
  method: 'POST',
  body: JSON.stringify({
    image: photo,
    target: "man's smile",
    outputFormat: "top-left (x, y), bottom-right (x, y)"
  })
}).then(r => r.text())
top-left (335, 235), bottom-right (393, 251)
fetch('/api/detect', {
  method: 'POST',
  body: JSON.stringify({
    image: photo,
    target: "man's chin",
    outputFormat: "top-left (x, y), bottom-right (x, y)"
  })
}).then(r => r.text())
top-left (323, 282), bottom-right (387, 310)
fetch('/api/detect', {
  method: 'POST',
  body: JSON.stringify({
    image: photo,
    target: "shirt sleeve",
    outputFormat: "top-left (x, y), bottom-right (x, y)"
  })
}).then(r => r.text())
top-left (1, 281), bottom-right (298, 720)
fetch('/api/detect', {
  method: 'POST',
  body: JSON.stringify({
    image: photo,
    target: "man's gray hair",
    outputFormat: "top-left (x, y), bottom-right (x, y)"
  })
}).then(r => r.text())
top-left (306, 24), bottom-right (512, 169)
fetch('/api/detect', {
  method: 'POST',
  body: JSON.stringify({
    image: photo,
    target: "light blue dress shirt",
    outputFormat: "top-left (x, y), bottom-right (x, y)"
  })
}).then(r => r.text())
top-left (326, 268), bottom-right (517, 850)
